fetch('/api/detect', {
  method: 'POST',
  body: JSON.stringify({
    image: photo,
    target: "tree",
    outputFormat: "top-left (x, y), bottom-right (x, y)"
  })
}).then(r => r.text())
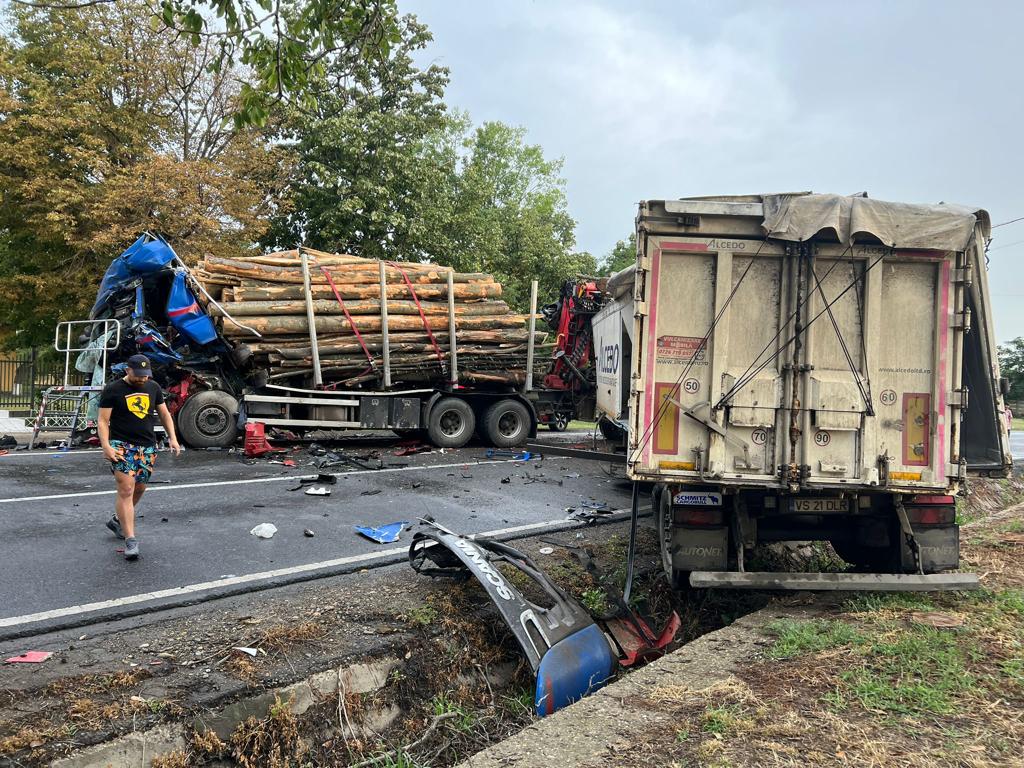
top-left (998, 337), bottom-right (1024, 402)
top-left (12, 0), bottom-right (402, 125)
top-left (268, 19), bottom-right (593, 311)
top-left (598, 233), bottom-right (636, 275)
top-left (266, 14), bottom-right (452, 260)
top-left (0, 1), bottom-right (286, 347)
top-left (448, 122), bottom-right (596, 310)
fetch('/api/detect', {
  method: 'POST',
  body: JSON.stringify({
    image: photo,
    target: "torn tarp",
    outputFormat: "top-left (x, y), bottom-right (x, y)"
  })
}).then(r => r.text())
top-left (760, 193), bottom-right (989, 251)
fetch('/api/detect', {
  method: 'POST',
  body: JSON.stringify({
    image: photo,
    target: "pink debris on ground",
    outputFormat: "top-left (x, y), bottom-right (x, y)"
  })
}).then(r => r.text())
top-left (4, 651), bottom-right (53, 664)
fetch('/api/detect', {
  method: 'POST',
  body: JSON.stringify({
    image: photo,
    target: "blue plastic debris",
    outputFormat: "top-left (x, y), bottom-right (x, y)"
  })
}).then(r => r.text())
top-left (485, 449), bottom-right (539, 461)
top-left (355, 522), bottom-right (411, 544)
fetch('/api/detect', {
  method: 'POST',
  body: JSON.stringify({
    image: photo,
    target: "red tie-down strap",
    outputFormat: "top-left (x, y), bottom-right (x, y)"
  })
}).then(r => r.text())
top-left (320, 265), bottom-right (376, 368)
top-left (386, 261), bottom-right (447, 372)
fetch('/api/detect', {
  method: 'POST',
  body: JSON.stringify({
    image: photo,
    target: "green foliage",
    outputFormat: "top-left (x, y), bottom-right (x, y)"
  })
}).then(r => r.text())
top-left (268, 24), bottom-right (594, 311)
top-left (0, 1), bottom-right (283, 347)
top-left (834, 626), bottom-right (976, 716)
top-left (765, 619), bottom-right (865, 660)
top-left (16, 0), bottom-right (403, 126)
top-left (700, 703), bottom-right (745, 736)
top-left (998, 336), bottom-right (1024, 401)
top-left (580, 588), bottom-right (609, 615)
top-left (430, 693), bottom-right (476, 732)
top-left (598, 233), bottom-right (636, 276)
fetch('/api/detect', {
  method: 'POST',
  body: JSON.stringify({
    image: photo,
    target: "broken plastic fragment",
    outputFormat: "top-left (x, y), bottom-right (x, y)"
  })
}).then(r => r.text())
top-left (304, 486), bottom-right (331, 496)
top-left (232, 647), bottom-right (258, 657)
top-left (355, 522), bottom-right (411, 544)
top-left (4, 651), bottom-right (52, 664)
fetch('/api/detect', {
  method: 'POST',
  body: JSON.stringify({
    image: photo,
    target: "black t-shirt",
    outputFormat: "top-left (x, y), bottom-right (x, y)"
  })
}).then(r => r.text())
top-left (99, 378), bottom-right (165, 447)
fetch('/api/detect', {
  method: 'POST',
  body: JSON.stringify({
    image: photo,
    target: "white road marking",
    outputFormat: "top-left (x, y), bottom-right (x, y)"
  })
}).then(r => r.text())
top-left (0, 510), bottom-right (640, 629)
top-left (0, 448), bottom-right (102, 460)
top-left (0, 458), bottom-right (521, 505)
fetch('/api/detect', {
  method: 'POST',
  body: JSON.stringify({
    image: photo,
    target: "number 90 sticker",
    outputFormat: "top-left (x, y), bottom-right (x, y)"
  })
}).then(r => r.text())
top-left (751, 428), bottom-right (767, 445)
top-left (814, 430), bottom-right (831, 447)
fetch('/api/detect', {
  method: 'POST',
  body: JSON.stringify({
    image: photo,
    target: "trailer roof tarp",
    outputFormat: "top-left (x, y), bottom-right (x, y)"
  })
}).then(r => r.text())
top-left (760, 192), bottom-right (990, 251)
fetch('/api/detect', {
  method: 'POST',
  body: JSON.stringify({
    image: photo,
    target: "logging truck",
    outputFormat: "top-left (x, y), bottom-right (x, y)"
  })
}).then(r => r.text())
top-left (630, 193), bottom-right (1011, 590)
top-left (54, 236), bottom-right (594, 450)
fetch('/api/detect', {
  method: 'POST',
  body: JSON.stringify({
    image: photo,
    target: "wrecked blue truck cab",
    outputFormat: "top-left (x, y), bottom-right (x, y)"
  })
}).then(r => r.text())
top-left (81, 234), bottom-right (256, 447)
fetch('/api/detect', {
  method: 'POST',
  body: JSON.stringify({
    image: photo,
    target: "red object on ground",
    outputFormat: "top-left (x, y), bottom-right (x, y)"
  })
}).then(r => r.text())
top-left (282, 459), bottom-right (296, 467)
top-left (244, 422), bottom-right (276, 457)
top-left (604, 611), bottom-right (681, 667)
top-left (4, 651), bottom-right (53, 664)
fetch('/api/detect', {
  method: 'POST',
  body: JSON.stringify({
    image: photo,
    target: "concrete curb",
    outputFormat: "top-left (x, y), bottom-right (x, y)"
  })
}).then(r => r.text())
top-left (49, 657), bottom-right (400, 768)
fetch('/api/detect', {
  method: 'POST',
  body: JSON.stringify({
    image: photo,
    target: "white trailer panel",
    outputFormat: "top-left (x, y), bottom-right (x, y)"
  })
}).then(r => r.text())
top-left (628, 195), bottom-right (1009, 494)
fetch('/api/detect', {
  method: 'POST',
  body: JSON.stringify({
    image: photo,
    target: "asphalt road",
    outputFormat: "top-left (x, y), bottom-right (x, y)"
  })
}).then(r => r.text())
top-left (0, 435), bottom-right (631, 634)
top-left (1011, 430), bottom-right (1024, 460)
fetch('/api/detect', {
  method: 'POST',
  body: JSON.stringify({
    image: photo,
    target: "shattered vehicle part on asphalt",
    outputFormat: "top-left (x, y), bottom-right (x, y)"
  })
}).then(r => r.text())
top-left (409, 517), bottom-right (616, 716)
top-left (356, 522), bottom-right (411, 544)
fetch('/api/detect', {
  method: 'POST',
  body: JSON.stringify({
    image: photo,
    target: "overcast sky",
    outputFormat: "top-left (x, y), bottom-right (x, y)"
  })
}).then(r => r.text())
top-left (401, 0), bottom-right (1024, 342)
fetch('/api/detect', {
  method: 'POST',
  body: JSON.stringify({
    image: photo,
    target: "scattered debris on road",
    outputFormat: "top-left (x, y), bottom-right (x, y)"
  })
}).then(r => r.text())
top-left (249, 523), bottom-right (278, 539)
top-left (355, 522), bottom-right (411, 544)
top-left (3, 651), bottom-right (53, 664)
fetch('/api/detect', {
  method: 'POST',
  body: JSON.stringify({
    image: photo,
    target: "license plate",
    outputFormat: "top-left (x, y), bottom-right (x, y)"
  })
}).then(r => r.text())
top-left (791, 498), bottom-right (849, 513)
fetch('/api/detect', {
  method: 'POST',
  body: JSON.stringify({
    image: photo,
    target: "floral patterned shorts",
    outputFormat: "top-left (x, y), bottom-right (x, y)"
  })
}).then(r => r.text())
top-left (108, 440), bottom-right (157, 484)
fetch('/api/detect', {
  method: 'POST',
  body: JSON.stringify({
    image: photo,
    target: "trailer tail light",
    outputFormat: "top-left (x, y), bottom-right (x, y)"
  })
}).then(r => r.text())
top-left (904, 496), bottom-right (956, 525)
top-left (673, 507), bottom-right (725, 526)
top-left (905, 506), bottom-right (955, 525)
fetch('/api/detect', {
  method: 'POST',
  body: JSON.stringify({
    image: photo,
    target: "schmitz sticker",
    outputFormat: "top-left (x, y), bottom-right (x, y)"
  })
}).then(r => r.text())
top-left (672, 492), bottom-right (723, 507)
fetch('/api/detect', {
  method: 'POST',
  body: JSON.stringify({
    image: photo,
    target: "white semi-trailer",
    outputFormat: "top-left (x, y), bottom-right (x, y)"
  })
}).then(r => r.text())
top-left (627, 193), bottom-right (1010, 589)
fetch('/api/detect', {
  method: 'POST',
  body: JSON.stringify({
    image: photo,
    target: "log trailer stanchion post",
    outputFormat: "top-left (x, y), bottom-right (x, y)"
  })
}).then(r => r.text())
top-left (299, 250), bottom-right (323, 388)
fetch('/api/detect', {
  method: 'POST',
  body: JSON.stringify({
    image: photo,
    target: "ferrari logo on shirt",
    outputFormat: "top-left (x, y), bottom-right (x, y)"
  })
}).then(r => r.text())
top-left (125, 393), bottom-right (151, 420)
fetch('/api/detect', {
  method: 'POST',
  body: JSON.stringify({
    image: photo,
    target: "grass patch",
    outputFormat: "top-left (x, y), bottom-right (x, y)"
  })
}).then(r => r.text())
top-left (836, 626), bottom-right (976, 716)
top-left (765, 619), bottom-right (864, 660)
top-left (700, 703), bottom-right (746, 736)
top-left (404, 605), bottom-right (439, 628)
top-left (843, 592), bottom-right (936, 613)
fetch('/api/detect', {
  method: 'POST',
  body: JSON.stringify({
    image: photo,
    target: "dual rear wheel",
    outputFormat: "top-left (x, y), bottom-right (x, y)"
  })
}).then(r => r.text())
top-left (426, 397), bottom-right (532, 449)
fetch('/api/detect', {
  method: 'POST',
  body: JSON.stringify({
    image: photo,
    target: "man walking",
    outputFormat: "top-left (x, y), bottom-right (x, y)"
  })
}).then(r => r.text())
top-left (98, 355), bottom-right (181, 560)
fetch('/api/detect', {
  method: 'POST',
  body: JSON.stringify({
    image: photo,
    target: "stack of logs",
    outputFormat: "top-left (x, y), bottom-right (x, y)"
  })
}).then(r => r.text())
top-left (195, 248), bottom-right (549, 388)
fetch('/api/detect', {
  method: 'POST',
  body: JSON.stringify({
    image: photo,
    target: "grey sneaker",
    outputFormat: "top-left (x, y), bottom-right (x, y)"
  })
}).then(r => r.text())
top-left (124, 537), bottom-right (140, 560)
top-left (105, 516), bottom-right (124, 539)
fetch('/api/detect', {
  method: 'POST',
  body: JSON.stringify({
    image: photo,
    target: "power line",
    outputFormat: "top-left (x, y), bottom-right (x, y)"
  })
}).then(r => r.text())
top-left (993, 216), bottom-right (1024, 229)
top-left (988, 238), bottom-right (1024, 251)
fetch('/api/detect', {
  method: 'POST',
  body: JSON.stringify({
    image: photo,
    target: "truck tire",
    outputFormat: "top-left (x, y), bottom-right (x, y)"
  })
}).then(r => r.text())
top-left (482, 399), bottom-right (531, 447)
top-left (654, 485), bottom-right (688, 590)
top-left (598, 416), bottom-right (625, 442)
top-left (176, 390), bottom-right (240, 449)
top-left (427, 397), bottom-right (476, 449)
top-left (548, 413), bottom-right (569, 431)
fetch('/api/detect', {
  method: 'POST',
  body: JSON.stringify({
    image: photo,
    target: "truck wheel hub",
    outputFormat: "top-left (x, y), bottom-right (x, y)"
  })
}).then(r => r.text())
top-left (439, 410), bottom-right (464, 437)
top-left (498, 411), bottom-right (521, 438)
top-left (196, 405), bottom-right (228, 436)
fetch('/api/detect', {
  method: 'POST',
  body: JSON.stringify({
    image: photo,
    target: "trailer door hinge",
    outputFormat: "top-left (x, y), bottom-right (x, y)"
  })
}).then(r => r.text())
top-left (951, 308), bottom-right (971, 332)
top-left (949, 388), bottom-right (968, 409)
top-left (634, 301), bottom-right (648, 317)
top-left (953, 265), bottom-right (973, 287)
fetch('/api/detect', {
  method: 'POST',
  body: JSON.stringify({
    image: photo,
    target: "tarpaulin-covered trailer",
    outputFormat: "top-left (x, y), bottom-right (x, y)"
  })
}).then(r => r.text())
top-left (628, 193), bottom-right (1010, 590)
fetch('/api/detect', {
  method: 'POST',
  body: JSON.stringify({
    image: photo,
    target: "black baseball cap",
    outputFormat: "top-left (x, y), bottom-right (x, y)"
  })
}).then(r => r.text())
top-left (127, 354), bottom-right (153, 377)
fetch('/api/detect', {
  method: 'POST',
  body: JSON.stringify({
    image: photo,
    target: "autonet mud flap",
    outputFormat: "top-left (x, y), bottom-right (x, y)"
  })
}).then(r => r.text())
top-left (409, 518), bottom-right (616, 716)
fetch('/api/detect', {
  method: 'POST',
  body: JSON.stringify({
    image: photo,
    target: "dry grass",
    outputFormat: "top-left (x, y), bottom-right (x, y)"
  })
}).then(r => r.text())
top-left (229, 697), bottom-right (305, 768)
